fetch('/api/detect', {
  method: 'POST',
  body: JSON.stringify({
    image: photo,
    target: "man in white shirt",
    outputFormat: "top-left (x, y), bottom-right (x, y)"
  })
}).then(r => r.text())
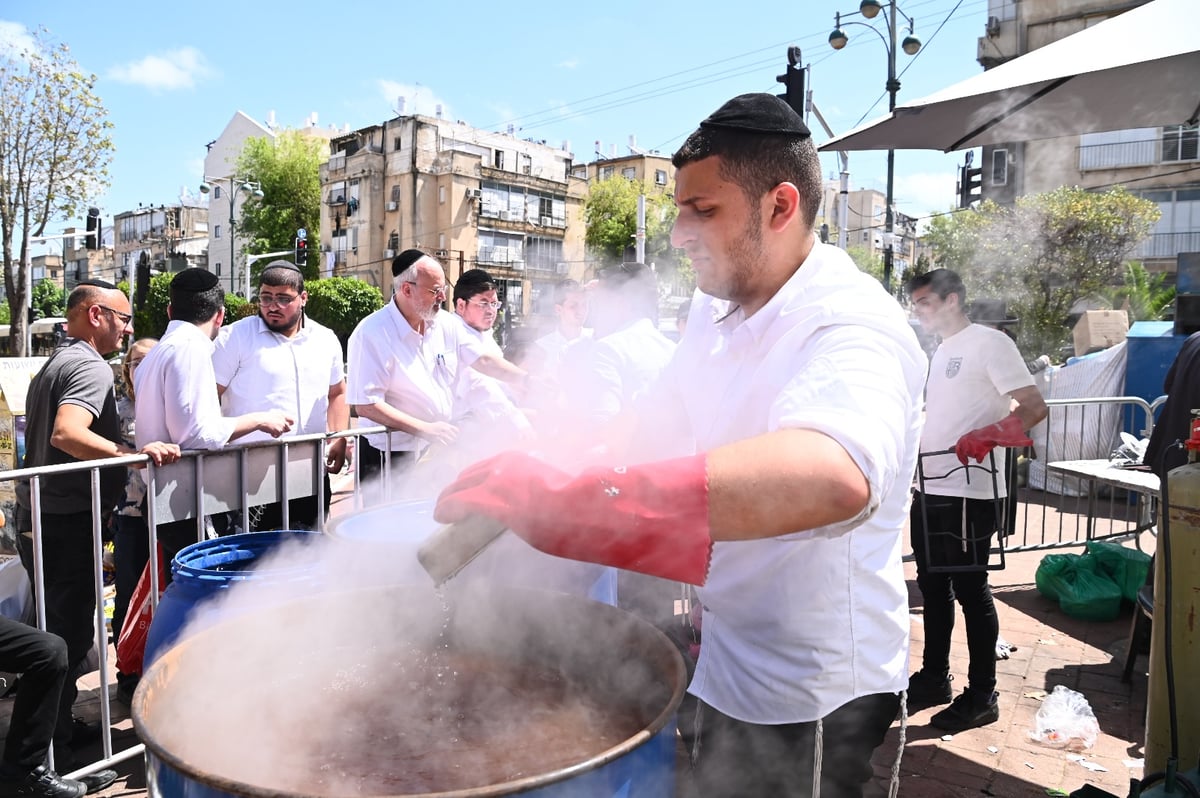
top-left (135, 268), bottom-right (294, 561)
top-left (436, 93), bottom-right (929, 797)
top-left (213, 261), bottom-right (349, 530)
top-left (346, 250), bottom-right (476, 487)
top-left (524, 278), bottom-right (590, 374)
top-left (905, 268), bottom-right (1047, 732)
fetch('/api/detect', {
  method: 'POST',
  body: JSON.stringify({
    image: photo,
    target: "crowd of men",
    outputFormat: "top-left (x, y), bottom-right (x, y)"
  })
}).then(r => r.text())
top-left (10, 91), bottom-right (1194, 798)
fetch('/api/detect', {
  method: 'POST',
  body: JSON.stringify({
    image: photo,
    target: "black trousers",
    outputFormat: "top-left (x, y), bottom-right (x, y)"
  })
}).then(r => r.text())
top-left (0, 617), bottom-right (68, 770)
top-left (15, 510), bottom-right (97, 753)
top-left (691, 692), bottom-right (901, 797)
top-left (246, 473), bottom-right (333, 532)
top-left (910, 492), bottom-right (1000, 696)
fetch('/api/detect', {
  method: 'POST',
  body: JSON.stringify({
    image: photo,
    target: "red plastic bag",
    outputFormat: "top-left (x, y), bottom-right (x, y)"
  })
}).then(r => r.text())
top-left (116, 546), bottom-right (166, 676)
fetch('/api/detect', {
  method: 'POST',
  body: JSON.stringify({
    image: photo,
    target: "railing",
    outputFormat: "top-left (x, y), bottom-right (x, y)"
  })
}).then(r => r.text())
top-left (0, 423), bottom-right (412, 781)
top-left (1130, 230), bottom-right (1200, 261)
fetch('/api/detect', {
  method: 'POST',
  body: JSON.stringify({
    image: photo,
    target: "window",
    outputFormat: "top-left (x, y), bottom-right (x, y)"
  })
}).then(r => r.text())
top-left (494, 150), bottom-right (505, 170)
top-left (394, 137), bottom-right (403, 151)
top-left (525, 236), bottom-right (565, 271)
top-left (1163, 124), bottom-right (1199, 163)
top-left (439, 186), bottom-right (446, 205)
top-left (991, 149), bottom-right (1008, 186)
top-left (622, 167), bottom-right (637, 179)
top-left (655, 169), bottom-right (668, 186)
top-left (214, 224), bottom-right (222, 239)
top-left (215, 262), bottom-right (222, 277)
top-left (391, 184), bottom-right (402, 202)
top-left (1079, 128), bottom-right (1158, 169)
top-left (600, 166), bottom-right (615, 180)
top-left (212, 186), bottom-right (222, 200)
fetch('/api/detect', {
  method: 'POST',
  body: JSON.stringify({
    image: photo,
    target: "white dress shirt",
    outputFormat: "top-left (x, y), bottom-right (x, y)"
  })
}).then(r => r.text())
top-left (213, 315), bottom-right (344, 443)
top-left (134, 320), bottom-right (235, 450)
top-left (648, 240), bottom-right (929, 724)
top-left (573, 317), bottom-right (675, 425)
top-left (346, 302), bottom-right (471, 452)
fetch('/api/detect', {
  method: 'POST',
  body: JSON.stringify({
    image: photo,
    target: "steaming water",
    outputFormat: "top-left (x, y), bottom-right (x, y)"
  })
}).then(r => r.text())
top-left (139, 533), bottom-right (672, 797)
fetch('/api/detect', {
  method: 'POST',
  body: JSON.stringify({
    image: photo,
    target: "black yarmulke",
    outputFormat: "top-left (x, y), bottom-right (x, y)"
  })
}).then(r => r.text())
top-left (392, 248), bottom-right (428, 276)
top-left (260, 259), bottom-right (302, 275)
top-left (699, 93), bottom-right (811, 138)
top-left (455, 268), bottom-right (494, 288)
top-left (171, 267), bottom-right (220, 292)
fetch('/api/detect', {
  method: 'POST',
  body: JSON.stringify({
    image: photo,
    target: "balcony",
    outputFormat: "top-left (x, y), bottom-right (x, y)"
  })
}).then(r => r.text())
top-left (1131, 231), bottom-right (1200, 261)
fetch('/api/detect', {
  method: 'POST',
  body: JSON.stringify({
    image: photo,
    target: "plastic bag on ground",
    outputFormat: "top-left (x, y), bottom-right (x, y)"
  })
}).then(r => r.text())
top-left (1029, 685), bottom-right (1101, 751)
top-left (1084, 540), bottom-right (1151, 603)
top-left (1035, 553), bottom-right (1079, 602)
top-left (1057, 561), bottom-right (1123, 622)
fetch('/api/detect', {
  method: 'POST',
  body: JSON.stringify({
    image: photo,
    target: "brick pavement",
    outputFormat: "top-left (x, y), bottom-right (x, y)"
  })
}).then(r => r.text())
top-left (20, 516), bottom-right (1155, 798)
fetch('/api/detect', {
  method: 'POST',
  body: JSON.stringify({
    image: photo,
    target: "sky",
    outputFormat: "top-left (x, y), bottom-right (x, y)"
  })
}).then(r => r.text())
top-left (4, 0), bottom-right (989, 256)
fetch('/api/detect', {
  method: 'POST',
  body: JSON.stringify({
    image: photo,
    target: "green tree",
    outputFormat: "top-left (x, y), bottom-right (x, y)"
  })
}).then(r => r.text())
top-left (846, 246), bottom-right (883, 282)
top-left (31, 278), bottom-right (66, 318)
top-left (234, 131), bottom-right (324, 284)
top-left (1100, 261), bottom-right (1176, 323)
top-left (921, 187), bottom-right (1160, 356)
top-left (0, 27), bottom-right (114, 355)
top-left (305, 277), bottom-right (385, 351)
top-left (584, 177), bottom-right (689, 290)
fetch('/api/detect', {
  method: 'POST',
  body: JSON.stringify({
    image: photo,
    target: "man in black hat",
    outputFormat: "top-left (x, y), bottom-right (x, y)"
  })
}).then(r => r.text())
top-left (134, 268), bottom-right (294, 559)
top-left (213, 261), bottom-right (349, 530)
top-left (450, 267), bottom-right (528, 386)
top-left (347, 250), bottom-right (477, 488)
top-left (436, 93), bottom-right (929, 796)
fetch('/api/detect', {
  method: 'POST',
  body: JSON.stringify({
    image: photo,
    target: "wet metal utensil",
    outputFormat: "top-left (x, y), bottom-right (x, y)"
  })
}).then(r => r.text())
top-left (417, 515), bottom-right (508, 587)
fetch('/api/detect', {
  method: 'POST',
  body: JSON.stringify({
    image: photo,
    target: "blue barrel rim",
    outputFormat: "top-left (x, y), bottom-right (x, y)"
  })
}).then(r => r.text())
top-left (134, 585), bottom-right (687, 798)
top-left (172, 530), bottom-right (321, 583)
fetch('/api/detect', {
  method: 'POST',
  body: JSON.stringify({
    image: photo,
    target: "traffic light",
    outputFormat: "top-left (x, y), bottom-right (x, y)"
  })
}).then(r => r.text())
top-left (958, 165), bottom-right (983, 208)
top-left (294, 237), bottom-right (308, 267)
top-left (776, 46), bottom-right (806, 117)
top-left (85, 207), bottom-right (101, 250)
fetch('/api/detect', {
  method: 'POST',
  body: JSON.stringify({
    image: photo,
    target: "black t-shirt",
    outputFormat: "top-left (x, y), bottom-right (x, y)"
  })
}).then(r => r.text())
top-left (1144, 331), bottom-right (1200, 480)
top-left (16, 339), bottom-right (124, 516)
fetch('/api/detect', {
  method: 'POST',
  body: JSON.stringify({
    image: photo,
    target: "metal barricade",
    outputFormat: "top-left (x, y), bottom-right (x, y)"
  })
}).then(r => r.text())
top-left (0, 423), bottom-right (404, 781)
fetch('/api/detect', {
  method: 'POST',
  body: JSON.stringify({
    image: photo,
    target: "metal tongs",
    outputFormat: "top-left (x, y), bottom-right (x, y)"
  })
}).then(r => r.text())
top-left (417, 515), bottom-right (508, 587)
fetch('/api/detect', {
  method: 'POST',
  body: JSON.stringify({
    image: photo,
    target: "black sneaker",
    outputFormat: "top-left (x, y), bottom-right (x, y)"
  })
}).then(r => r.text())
top-left (905, 670), bottom-right (953, 711)
top-left (931, 689), bottom-right (1000, 733)
top-left (0, 765), bottom-right (86, 798)
top-left (76, 770), bottom-right (117, 795)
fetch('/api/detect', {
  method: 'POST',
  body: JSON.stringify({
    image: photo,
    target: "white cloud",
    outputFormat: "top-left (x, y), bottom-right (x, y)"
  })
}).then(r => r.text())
top-left (107, 47), bottom-right (214, 91)
top-left (557, 58), bottom-right (579, 69)
top-left (0, 20), bottom-right (38, 61)
top-left (378, 80), bottom-right (452, 119)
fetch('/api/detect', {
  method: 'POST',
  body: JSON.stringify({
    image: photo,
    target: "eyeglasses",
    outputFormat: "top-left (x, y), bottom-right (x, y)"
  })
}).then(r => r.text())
top-left (96, 305), bottom-right (133, 325)
top-left (469, 299), bottom-right (503, 310)
top-left (406, 281), bottom-right (448, 298)
top-left (259, 293), bottom-right (300, 308)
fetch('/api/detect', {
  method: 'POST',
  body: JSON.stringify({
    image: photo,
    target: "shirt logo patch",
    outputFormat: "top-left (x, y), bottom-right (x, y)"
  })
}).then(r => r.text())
top-left (945, 357), bottom-right (962, 378)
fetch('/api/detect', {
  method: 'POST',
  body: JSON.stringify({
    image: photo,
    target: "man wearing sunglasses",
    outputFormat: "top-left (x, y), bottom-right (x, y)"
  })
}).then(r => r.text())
top-left (213, 261), bottom-right (349, 530)
top-left (14, 280), bottom-right (179, 791)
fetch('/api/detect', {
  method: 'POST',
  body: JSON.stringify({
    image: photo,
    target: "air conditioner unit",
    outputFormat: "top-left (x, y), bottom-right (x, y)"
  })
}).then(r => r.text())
top-left (499, 210), bottom-right (512, 221)
top-left (386, 201), bottom-right (398, 211)
top-left (556, 262), bottom-right (570, 275)
top-left (466, 189), bottom-right (483, 200)
top-left (540, 216), bottom-right (554, 227)
top-left (434, 249), bottom-right (449, 258)
top-left (385, 249), bottom-right (396, 259)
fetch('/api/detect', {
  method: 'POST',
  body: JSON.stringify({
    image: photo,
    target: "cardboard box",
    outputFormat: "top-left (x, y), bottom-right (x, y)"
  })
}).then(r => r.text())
top-left (1073, 310), bottom-right (1129, 356)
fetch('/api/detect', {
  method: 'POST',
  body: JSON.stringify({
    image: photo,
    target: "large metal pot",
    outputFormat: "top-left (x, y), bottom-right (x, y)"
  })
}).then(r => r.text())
top-left (133, 582), bottom-right (686, 797)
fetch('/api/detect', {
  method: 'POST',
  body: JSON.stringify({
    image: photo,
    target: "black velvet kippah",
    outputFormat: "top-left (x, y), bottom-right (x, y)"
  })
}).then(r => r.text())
top-left (456, 268), bottom-right (494, 288)
top-left (392, 248), bottom-right (428, 276)
top-left (261, 259), bottom-right (302, 275)
top-left (171, 267), bottom-right (219, 292)
top-left (699, 93), bottom-right (811, 138)
top-left (77, 278), bottom-right (117, 290)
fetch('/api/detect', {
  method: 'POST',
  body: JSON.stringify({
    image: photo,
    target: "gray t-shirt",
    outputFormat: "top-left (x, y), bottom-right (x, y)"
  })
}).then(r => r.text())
top-left (16, 339), bottom-right (124, 516)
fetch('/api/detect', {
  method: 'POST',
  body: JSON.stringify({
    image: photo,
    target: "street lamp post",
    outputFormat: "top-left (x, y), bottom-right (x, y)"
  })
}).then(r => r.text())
top-left (829, 0), bottom-right (921, 295)
top-left (200, 175), bottom-right (264, 296)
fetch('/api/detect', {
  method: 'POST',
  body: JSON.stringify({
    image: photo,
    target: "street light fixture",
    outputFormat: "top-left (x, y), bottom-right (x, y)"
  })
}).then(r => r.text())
top-left (199, 176), bottom-right (264, 295)
top-left (829, 0), bottom-right (921, 295)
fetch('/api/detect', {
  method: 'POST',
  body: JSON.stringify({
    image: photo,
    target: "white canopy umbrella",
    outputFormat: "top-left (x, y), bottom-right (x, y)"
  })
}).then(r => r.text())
top-left (819, 0), bottom-right (1199, 153)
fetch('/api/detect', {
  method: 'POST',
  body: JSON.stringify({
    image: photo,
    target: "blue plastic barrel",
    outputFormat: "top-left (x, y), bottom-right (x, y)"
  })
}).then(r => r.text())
top-left (142, 530), bottom-right (320, 668)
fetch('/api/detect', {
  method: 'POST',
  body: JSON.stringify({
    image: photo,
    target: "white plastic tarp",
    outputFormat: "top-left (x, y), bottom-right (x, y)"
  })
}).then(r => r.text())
top-left (1028, 341), bottom-right (1128, 496)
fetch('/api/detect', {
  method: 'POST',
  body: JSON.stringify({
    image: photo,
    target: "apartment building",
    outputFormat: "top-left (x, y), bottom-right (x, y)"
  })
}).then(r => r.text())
top-left (110, 202), bottom-right (209, 290)
top-left (976, 0), bottom-right (1197, 274)
top-left (585, 150), bottom-right (674, 193)
top-left (318, 112), bottom-right (588, 320)
top-left (816, 181), bottom-right (919, 277)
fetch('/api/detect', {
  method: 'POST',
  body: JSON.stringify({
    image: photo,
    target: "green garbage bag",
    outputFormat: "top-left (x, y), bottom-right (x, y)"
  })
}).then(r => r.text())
top-left (1036, 553), bottom-right (1080, 602)
top-left (1057, 563), bottom-right (1123, 622)
top-left (1084, 541), bottom-right (1152, 603)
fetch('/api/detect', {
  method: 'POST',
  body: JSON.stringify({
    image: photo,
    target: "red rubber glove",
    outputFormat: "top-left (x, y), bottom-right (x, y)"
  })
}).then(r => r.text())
top-left (434, 451), bottom-right (712, 585)
top-left (954, 413), bottom-right (1033, 466)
